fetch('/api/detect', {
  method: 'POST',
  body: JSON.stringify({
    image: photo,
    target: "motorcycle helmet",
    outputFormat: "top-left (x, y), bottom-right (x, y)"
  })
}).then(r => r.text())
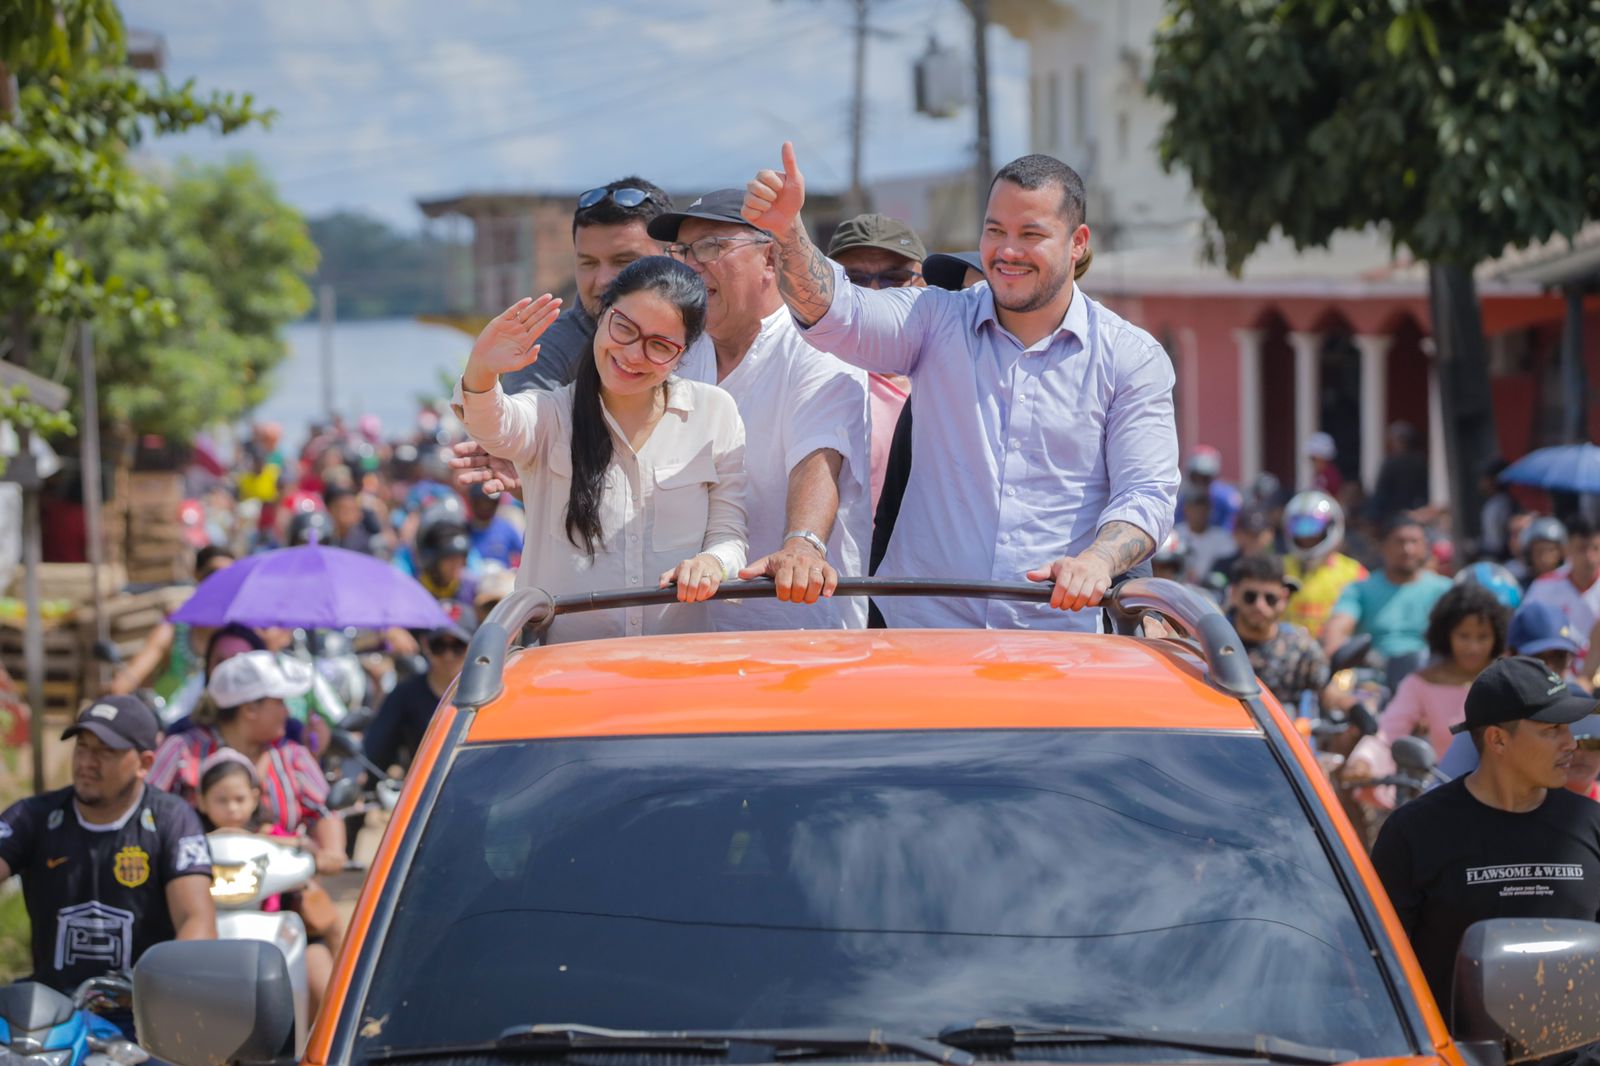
top-left (1284, 491), bottom-right (1344, 566)
top-left (1248, 472), bottom-right (1283, 508)
top-left (416, 505), bottom-right (471, 572)
top-left (1454, 561), bottom-right (1523, 609)
top-left (1152, 528), bottom-right (1190, 578)
top-left (1521, 516), bottom-right (1569, 556)
top-left (287, 509), bottom-right (333, 547)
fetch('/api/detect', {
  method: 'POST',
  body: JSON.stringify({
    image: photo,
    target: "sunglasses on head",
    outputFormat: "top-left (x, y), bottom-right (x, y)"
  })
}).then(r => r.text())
top-left (577, 186), bottom-right (655, 210)
top-left (1240, 589), bottom-right (1284, 608)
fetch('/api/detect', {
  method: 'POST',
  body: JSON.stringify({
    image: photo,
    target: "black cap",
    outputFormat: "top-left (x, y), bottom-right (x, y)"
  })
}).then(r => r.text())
top-left (62, 695), bottom-right (161, 752)
top-left (1450, 655), bottom-right (1599, 734)
top-left (923, 251), bottom-right (984, 291)
top-left (646, 189), bottom-right (758, 241)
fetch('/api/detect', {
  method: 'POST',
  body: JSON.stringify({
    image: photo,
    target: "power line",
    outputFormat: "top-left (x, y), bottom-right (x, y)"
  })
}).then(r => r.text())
top-left (271, 22), bottom-right (850, 185)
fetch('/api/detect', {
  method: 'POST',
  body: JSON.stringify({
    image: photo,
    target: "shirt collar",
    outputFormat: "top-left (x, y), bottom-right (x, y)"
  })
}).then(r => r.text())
top-left (663, 375), bottom-right (697, 414)
top-left (972, 280), bottom-right (1090, 350)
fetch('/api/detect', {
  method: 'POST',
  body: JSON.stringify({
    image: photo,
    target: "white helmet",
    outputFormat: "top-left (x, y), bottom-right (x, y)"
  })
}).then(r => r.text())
top-left (1284, 490), bottom-right (1344, 565)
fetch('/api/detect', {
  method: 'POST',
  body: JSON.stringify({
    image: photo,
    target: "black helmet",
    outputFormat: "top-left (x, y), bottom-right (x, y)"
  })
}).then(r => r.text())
top-left (288, 509), bottom-right (333, 547)
top-left (417, 507), bottom-right (470, 571)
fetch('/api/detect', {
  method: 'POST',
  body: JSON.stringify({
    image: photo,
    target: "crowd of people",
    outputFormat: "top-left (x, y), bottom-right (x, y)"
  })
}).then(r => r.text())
top-left (2, 140), bottom-right (1598, 1051)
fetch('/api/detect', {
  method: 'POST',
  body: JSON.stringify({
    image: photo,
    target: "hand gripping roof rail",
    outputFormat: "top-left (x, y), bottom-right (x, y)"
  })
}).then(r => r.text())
top-left (453, 576), bottom-right (1260, 711)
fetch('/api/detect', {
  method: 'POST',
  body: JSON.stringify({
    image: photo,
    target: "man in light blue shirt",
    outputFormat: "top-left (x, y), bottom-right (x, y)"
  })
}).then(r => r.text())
top-left (739, 143), bottom-right (1179, 630)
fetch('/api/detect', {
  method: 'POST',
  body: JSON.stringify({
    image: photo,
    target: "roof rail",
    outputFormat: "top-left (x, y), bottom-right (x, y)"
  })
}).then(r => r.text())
top-left (453, 576), bottom-right (1259, 710)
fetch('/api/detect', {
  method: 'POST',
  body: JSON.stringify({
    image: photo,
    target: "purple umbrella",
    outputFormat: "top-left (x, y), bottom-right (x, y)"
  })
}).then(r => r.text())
top-left (169, 544), bottom-right (452, 630)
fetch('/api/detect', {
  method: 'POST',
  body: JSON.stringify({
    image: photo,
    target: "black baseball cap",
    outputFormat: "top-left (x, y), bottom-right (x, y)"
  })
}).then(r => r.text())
top-left (62, 695), bottom-right (161, 752)
top-left (924, 251), bottom-right (984, 291)
top-left (646, 189), bottom-right (759, 242)
top-left (1450, 655), bottom-right (1599, 734)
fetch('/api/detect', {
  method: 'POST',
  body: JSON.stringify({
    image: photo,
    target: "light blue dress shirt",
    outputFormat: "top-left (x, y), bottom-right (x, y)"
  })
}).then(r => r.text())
top-left (800, 261), bottom-right (1180, 631)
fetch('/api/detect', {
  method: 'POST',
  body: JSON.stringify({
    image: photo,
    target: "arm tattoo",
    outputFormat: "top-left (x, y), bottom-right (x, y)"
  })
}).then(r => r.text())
top-left (1086, 520), bottom-right (1155, 575)
top-left (773, 222), bottom-right (836, 328)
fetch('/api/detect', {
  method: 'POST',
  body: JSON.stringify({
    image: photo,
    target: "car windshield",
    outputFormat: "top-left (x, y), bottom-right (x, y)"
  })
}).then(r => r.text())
top-left (355, 730), bottom-right (1409, 1057)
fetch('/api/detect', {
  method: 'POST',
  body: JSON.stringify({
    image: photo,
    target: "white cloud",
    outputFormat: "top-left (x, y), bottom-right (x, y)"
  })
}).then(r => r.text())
top-left (119, 0), bottom-right (1030, 229)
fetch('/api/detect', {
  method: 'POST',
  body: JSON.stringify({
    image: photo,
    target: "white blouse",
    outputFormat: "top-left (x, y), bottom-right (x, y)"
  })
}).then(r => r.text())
top-left (460, 376), bottom-right (749, 644)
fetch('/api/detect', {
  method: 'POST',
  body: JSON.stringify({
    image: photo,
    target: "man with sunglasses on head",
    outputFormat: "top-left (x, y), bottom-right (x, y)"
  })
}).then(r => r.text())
top-left (451, 177), bottom-right (678, 496)
top-left (653, 189), bottom-right (872, 630)
top-left (1228, 553), bottom-right (1330, 708)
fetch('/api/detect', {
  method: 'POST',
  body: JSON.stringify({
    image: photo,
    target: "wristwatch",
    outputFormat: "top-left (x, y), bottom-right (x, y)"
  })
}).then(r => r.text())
top-left (783, 529), bottom-right (828, 560)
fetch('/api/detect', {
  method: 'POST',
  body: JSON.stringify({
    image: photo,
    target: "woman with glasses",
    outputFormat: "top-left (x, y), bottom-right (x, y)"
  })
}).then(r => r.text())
top-left (459, 256), bottom-right (748, 643)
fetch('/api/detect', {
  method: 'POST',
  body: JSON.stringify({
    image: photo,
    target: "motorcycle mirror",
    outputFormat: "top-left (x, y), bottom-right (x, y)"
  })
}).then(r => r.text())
top-left (1328, 635), bottom-right (1374, 673)
top-left (92, 639), bottom-right (123, 665)
top-left (1391, 735), bottom-right (1437, 774)
top-left (326, 729), bottom-right (361, 760)
top-left (325, 777), bottom-right (361, 812)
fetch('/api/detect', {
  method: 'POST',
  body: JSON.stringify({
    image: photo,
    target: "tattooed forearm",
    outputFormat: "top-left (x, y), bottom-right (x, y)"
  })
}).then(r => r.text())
top-left (772, 221), bottom-right (836, 327)
top-left (1085, 521), bottom-right (1155, 574)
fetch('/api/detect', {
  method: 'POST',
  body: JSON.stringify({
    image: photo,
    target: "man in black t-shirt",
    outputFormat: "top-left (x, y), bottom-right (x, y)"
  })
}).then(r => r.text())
top-left (363, 619), bottom-right (469, 774)
top-left (0, 696), bottom-right (215, 1010)
top-left (1372, 656), bottom-right (1600, 1013)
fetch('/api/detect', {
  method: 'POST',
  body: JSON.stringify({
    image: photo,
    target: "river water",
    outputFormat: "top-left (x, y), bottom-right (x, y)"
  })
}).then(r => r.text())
top-left (251, 317), bottom-right (471, 451)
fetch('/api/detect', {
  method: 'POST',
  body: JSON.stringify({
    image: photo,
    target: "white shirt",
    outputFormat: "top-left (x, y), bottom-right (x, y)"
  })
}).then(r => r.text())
top-left (460, 376), bottom-right (748, 644)
top-left (1184, 526), bottom-right (1236, 585)
top-left (679, 306), bottom-right (872, 630)
top-left (1523, 564), bottom-right (1600, 668)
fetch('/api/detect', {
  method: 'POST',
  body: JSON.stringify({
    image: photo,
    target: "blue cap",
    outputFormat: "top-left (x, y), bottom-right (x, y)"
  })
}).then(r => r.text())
top-left (1509, 601), bottom-right (1583, 657)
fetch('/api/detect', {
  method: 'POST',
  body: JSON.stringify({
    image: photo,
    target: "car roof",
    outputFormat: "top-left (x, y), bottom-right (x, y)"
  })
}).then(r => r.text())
top-left (464, 629), bottom-right (1259, 743)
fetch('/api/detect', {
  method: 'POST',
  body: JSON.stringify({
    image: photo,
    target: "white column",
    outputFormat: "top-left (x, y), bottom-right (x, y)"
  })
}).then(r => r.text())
top-left (1425, 338), bottom-right (1449, 506)
top-left (1353, 334), bottom-right (1392, 492)
top-left (1234, 328), bottom-right (1264, 488)
top-left (1288, 331), bottom-right (1323, 492)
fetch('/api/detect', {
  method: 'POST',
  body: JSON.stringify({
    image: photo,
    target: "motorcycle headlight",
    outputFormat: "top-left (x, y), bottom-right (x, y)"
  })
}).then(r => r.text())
top-left (2, 1049), bottom-right (74, 1066)
top-left (209, 858), bottom-right (262, 904)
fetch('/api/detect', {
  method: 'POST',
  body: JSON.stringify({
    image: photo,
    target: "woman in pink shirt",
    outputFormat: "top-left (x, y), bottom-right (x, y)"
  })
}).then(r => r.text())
top-left (1345, 585), bottom-right (1508, 809)
top-left (1379, 583), bottom-right (1510, 757)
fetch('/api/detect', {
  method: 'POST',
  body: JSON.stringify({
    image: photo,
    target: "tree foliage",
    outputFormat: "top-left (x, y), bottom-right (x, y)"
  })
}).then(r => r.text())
top-left (308, 211), bottom-right (457, 320)
top-left (42, 159), bottom-right (318, 440)
top-left (1148, 0), bottom-right (1600, 272)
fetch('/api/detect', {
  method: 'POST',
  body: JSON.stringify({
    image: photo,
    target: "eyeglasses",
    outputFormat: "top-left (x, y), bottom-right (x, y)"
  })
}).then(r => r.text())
top-left (577, 186), bottom-right (656, 210)
top-left (665, 235), bottom-right (771, 265)
top-left (1240, 589), bottom-right (1284, 608)
top-left (605, 307), bottom-right (686, 365)
top-left (845, 268), bottom-right (922, 289)
top-left (427, 638), bottom-right (467, 657)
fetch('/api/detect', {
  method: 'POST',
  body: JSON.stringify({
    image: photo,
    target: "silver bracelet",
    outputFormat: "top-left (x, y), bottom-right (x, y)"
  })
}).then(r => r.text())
top-left (783, 529), bottom-right (828, 560)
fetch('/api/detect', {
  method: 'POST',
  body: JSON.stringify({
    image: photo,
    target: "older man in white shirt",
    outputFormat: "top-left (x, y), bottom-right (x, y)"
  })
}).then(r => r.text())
top-left (649, 189), bottom-right (872, 631)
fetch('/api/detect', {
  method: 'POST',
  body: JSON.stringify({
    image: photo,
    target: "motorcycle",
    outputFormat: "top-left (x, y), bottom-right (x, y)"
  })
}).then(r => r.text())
top-left (208, 829), bottom-right (324, 1052)
top-left (0, 974), bottom-right (147, 1066)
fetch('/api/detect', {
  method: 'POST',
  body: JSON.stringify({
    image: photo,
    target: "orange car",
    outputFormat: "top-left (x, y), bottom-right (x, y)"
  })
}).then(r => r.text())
top-left (133, 579), bottom-right (1600, 1066)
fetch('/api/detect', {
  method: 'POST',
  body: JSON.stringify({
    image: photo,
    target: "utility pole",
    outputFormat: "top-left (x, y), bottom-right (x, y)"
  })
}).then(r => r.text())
top-left (78, 323), bottom-right (109, 689)
top-left (847, 0), bottom-right (869, 214)
top-left (968, 0), bottom-right (993, 216)
top-left (319, 284), bottom-right (336, 418)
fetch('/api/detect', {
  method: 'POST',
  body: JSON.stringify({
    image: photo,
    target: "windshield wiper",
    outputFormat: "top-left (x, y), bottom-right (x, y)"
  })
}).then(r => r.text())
top-left (368, 1023), bottom-right (976, 1066)
top-left (936, 1020), bottom-right (1354, 1065)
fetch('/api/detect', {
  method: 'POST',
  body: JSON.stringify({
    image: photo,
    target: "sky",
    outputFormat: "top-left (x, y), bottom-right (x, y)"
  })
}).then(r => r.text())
top-left (121, 0), bottom-right (1030, 232)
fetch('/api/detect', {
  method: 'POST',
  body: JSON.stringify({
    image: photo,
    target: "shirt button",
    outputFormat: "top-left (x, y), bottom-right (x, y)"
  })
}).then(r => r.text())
top-left (630, 576), bottom-right (639, 584)
top-left (1005, 486), bottom-right (1017, 497)
top-left (630, 534), bottom-right (638, 543)
top-left (1000, 532), bottom-right (1011, 544)
top-left (1010, 439), bottom-right (1021, 451)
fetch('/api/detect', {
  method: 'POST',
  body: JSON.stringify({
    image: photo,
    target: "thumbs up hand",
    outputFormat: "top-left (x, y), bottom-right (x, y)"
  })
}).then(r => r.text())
top-left (743, 141), bottom-right (806, 238)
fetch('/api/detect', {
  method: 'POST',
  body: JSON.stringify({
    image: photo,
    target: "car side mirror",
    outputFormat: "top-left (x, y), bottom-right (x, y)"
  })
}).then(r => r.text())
top-left (134, 939), bottom-right (294, 1066)
top-left (1452, 918), bottom-right (1600, 1064)
top-left (1391, 735), bottom-right (1436, 775)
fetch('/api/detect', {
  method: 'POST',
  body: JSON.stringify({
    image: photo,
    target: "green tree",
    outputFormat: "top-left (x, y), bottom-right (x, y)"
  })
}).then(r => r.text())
top-left (1148, 0), bottom-right (1600, 538)
top-left (45, 159), bottom-right (318, 440)
top-left (308, 211), bottom-right (455, 320)
top-left (1, 0), bottom-right (268, 442)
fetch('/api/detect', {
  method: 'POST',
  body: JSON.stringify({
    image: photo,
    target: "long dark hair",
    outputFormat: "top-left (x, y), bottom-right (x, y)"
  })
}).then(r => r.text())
top-left (566, 256), bottom-right (706, 555)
